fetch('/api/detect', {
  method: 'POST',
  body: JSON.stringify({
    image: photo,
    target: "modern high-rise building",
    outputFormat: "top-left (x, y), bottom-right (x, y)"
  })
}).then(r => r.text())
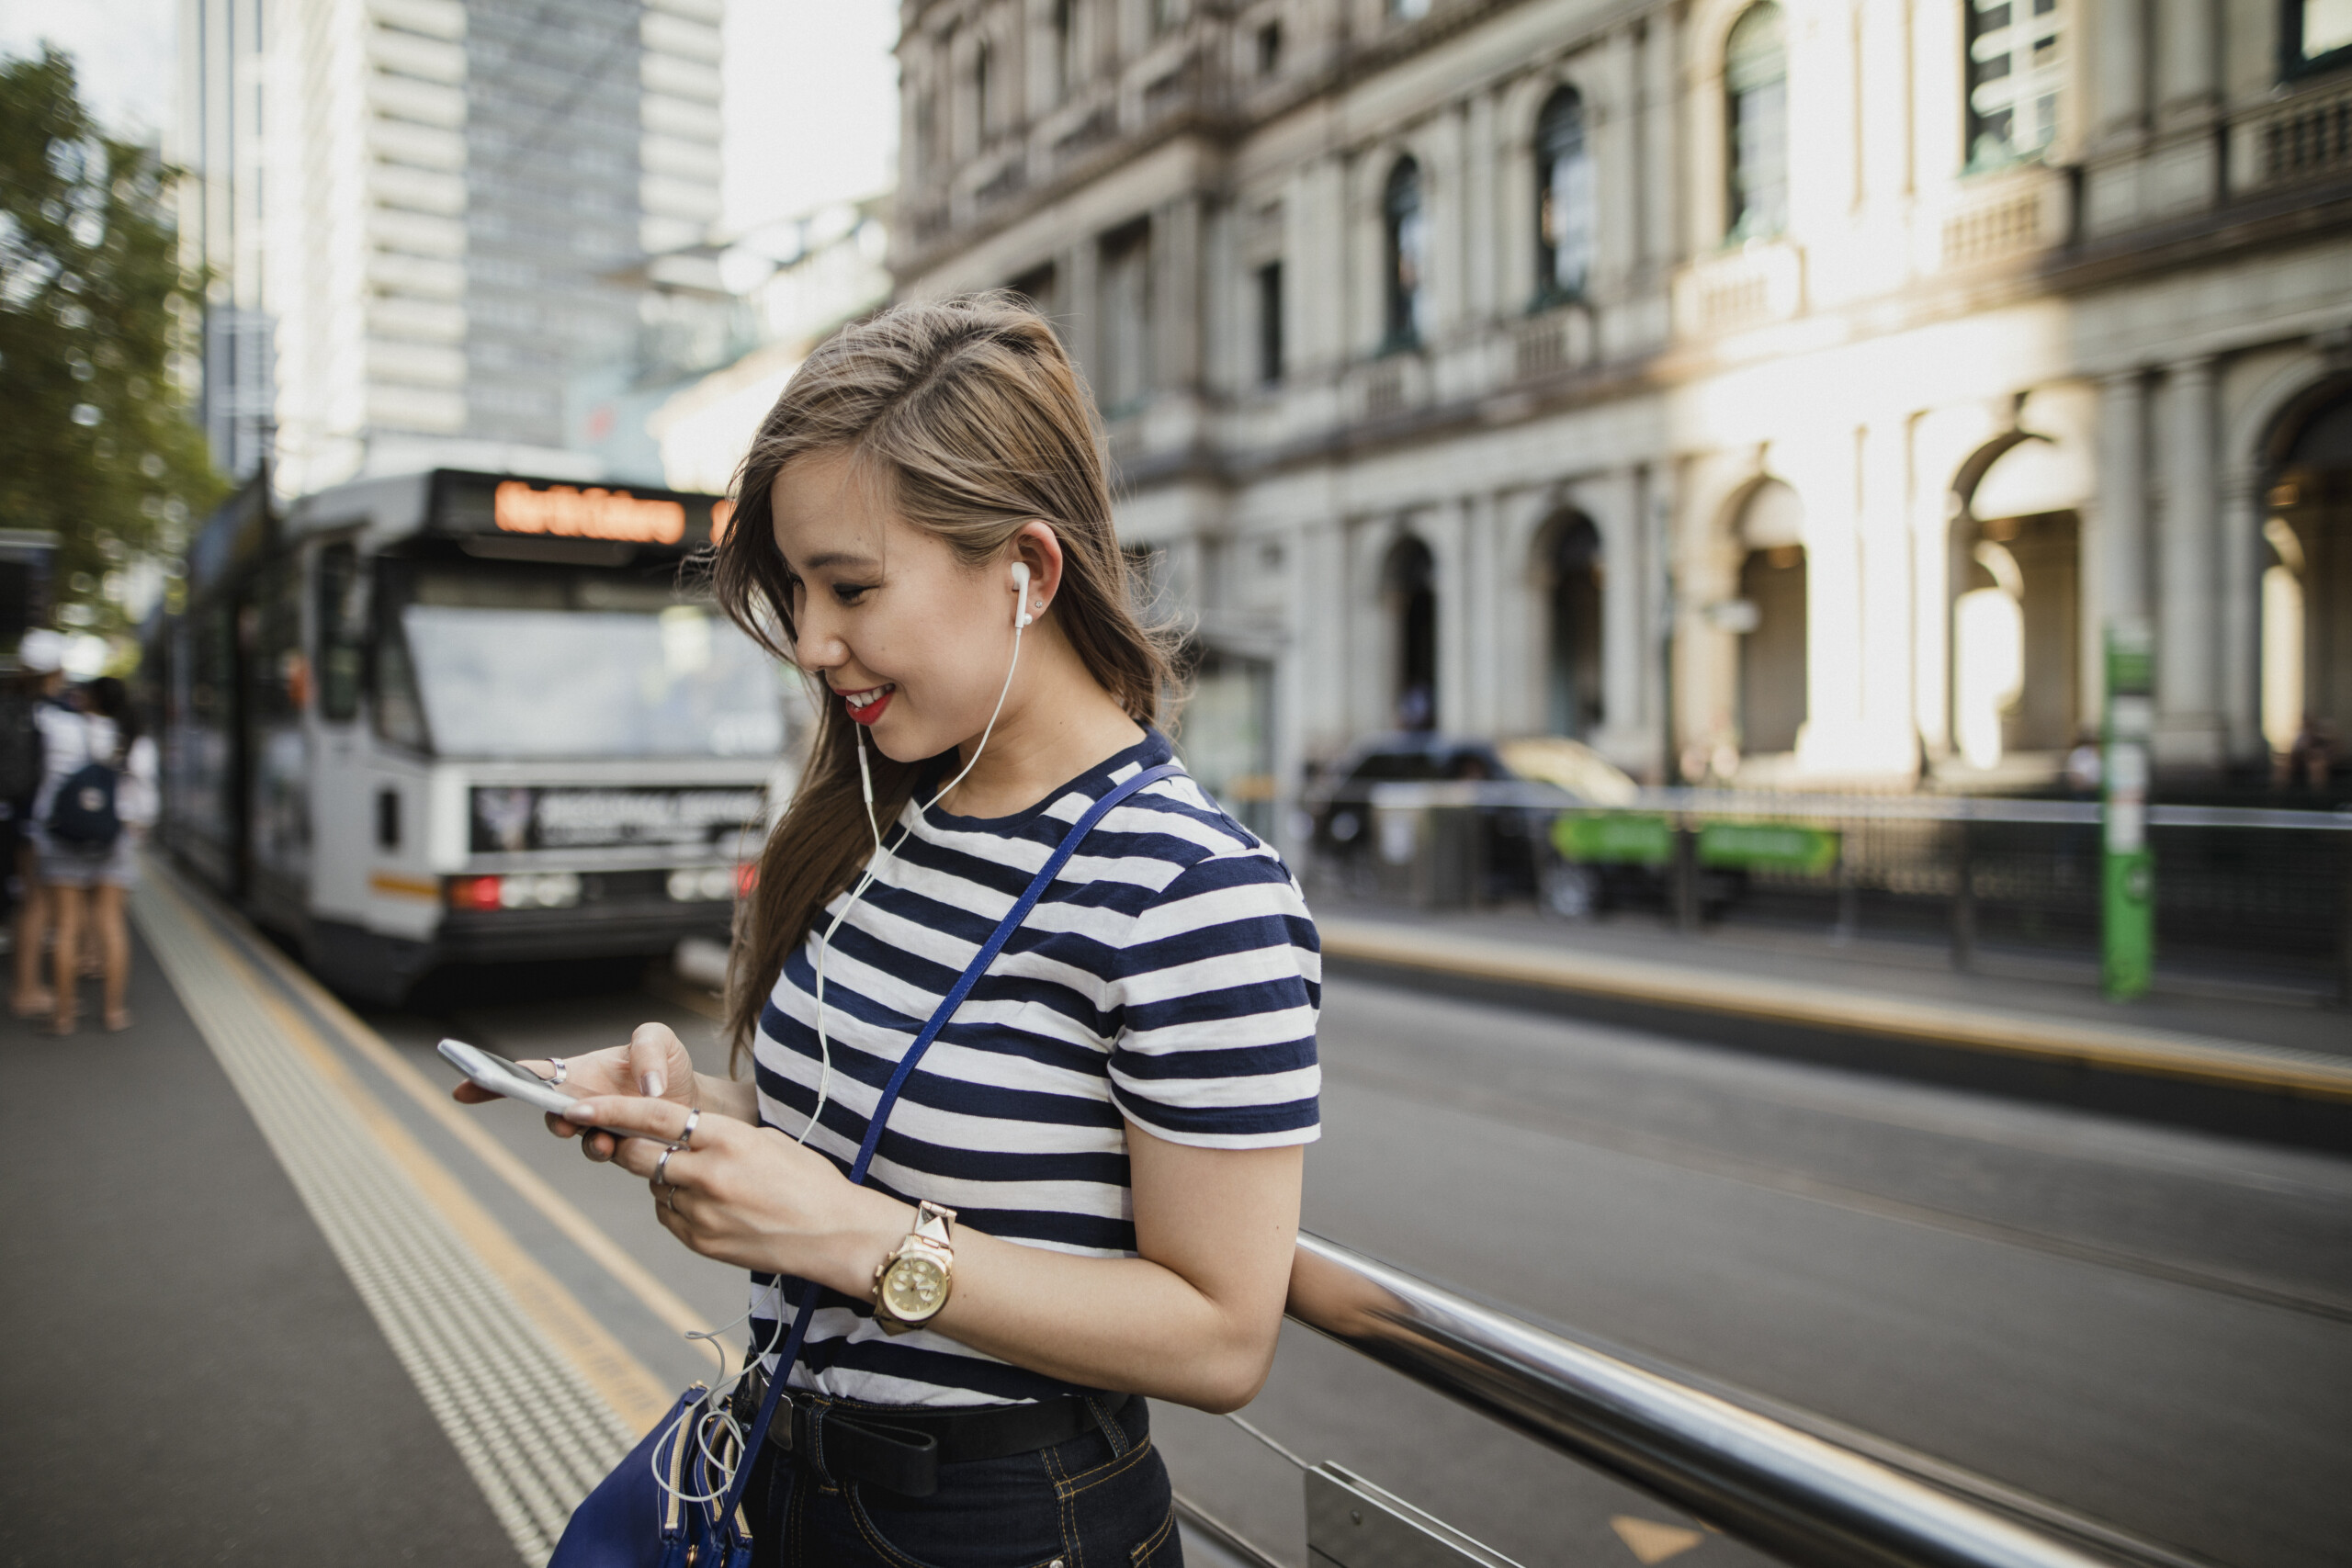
top-left (175, 0), bottom-right (726, 496)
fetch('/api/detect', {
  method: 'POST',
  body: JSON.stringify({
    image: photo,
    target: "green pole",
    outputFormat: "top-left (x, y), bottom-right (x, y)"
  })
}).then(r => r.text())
top-left (2101, 620), bottom-right (2155, 1000)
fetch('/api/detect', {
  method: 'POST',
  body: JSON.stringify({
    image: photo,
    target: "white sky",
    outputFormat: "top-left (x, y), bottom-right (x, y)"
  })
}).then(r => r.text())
top-left (0, 0), bottom-right (899, 231)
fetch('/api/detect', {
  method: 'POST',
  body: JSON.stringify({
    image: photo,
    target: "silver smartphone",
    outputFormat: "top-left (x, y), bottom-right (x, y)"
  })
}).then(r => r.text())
top-left (438, 1037), bottom-right (628, 1132)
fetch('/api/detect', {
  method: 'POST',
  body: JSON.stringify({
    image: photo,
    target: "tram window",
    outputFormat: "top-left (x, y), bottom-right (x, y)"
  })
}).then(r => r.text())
top-left (316, 544), bottom-right (366, 723)
top-left (380, 563), bottom-right (781, 759)
top-left (373, 616), bottom-right (431, 751)
top-left (251, 559), bottom-right (305, 724)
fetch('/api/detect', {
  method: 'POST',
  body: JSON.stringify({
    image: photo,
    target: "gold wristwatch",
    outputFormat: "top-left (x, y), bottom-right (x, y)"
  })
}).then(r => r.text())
top-left (871, 1200), bottom-right (956, 1336)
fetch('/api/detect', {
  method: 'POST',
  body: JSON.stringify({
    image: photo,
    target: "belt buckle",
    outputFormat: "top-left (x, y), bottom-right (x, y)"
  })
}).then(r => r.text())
top-left (729, 1367), bottom-right (795, 1453)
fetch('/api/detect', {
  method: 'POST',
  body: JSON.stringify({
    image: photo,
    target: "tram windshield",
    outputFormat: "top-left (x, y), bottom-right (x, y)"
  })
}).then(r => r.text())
top-left (382, 566), bottom-right (786, 760)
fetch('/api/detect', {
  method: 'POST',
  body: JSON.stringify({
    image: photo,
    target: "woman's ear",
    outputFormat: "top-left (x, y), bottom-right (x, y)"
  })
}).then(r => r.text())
top-left (1009, 520), bottom-right (1066, 621)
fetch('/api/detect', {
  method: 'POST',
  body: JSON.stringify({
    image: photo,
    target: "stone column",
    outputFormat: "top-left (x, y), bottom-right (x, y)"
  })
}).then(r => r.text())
top-left (2155, 0), bottom-right (2216, 115)
top-left (1640, 14), bottom-right (1679, 273)
top-left (2217, 466), bottom-right (2263, 761)
top-left (1062, 240), bottom-right (1100, 390)
top-left (2094, 0), bottom-right (2148, 140)
top-left (1600, 467), bottom-right (1647, 758)
top-left (2156, 357), bottom-right (2222, 768)
top-left (2092, 372), bottom-right (2150, 721)
top-left (1151, 196), bottom-right (1202, 396)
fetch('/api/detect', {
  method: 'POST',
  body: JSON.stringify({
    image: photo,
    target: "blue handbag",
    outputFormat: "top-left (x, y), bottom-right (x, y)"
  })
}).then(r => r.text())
top-left (548, 762), bottom-right (1183, 1567)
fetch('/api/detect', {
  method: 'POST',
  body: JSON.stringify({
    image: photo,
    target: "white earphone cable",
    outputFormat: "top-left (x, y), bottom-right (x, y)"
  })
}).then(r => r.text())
top-left (659, 572), bottom-right (1036, 1516)
top-left (799, 579), bottom-right (1028, 1147)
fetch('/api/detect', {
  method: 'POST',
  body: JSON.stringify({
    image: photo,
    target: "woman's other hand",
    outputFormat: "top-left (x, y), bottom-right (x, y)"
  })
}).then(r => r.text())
top-left (450, 1021), bottom-right (701, 1162)
top-left (561, 1092), bottom-right (907, 1290)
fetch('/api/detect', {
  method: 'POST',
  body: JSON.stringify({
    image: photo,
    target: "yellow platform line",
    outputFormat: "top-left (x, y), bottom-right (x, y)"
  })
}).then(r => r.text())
top-left (144, 866), bottom-right (679, 1430)
top-left (1319, 918), bottom-right (2352, 1103)
top-left (213, 887), bottom-right (734, 1359)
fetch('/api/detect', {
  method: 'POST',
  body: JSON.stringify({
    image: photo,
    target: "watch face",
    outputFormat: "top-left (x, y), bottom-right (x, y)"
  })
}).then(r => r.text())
top-left (881, 1254), bottom-right (948, 1323)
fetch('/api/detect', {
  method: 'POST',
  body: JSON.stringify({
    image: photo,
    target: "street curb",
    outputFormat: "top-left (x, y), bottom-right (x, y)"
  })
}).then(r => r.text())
top-left (1319, 919), bottom-right (2352, 1129)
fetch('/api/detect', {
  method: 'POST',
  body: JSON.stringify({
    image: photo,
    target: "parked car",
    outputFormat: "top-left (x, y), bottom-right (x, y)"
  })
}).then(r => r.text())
top-left (1303, 734), bottom-right (1637, 907)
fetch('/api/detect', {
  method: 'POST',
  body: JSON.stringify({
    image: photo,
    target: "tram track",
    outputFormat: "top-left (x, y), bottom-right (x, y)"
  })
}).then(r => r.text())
top-left (1319, 1055), bottom-right (2352, 1326)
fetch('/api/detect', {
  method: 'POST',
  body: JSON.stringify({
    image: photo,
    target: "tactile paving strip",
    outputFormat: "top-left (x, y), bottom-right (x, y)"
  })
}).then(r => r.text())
top-left (134, 875), bottom-right (637, 1562)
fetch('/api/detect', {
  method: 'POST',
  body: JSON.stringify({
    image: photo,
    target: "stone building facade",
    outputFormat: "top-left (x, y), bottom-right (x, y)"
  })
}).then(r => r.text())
top-left (889, 0), bottom-right (2352, 829)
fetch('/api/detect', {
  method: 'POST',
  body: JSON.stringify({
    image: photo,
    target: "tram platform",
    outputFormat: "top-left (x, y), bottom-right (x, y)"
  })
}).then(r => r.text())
top-left (0, 862), bottom-right (1253, 1567)
top-left (1317, 907), bottom-right (2352, 1146)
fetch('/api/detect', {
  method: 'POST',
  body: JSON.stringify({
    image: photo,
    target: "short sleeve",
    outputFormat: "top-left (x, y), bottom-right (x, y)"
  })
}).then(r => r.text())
top-left (1107, 848), bottom-right (1321, 1149)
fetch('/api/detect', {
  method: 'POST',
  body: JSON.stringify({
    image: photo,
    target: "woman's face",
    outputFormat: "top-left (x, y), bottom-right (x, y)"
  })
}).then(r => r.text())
top-left (769, 449), bottom-right (1023, 764)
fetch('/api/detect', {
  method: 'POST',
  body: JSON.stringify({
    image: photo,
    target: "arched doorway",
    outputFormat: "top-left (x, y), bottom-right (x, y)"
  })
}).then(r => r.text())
top-left (1952, 433), bottom-right (2084, 769)
top-left (1536, 511), bottom-right (1603, 738)
top-left (2265, 389), bottom-right (2352, 777)
top-left (1734, 479), bottom-right (1806, 756)
top-left (1384, 536), bottom-right (1437, 729)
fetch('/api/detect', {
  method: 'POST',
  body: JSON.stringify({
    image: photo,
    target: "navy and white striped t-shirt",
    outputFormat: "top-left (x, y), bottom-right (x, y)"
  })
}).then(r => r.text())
top-left (748, 728), bottom-right (1321, 1408)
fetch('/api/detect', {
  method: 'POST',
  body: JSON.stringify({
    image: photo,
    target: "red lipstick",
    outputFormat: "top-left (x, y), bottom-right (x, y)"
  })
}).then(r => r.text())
top-left (840, 684), bottom-right (894, 725)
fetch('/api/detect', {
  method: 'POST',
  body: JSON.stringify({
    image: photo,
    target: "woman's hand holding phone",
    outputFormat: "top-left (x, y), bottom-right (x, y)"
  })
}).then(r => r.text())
top-left (450, 1021), bottom-right (702, 1162)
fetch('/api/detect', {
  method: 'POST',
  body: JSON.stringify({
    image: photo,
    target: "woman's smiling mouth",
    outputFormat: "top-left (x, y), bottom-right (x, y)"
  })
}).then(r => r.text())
top-left (837, 682), bottom-right (896, 724)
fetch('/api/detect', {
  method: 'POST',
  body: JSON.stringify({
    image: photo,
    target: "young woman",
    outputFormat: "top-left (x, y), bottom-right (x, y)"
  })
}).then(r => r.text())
top-left (31, 674), bottom-right (155, 1033)
top-left (461, 294), bottom-right (1320, 1565)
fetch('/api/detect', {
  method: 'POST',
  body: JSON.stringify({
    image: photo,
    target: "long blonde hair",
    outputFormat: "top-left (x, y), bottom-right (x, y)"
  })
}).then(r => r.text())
top-left (709, 292), bottom-right (1179, 1063)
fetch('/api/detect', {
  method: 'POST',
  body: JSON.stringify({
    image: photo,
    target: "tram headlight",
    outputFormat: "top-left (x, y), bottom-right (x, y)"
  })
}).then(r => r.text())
top-left (533, 873), bottom-right (582, 908)
top-left (666, 865), bottom-right (741, 902)
top-left (447, 872), bottom-right (581, 910)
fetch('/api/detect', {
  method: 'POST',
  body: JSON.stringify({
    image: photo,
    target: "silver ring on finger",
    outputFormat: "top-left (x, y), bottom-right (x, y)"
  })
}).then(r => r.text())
top-left (676, 1108), bottom-right (701, 1149)
top-left (663, 1187), bottom-right (679, 1213)
top-left (548, 1057), bottom-right (568, 1086)
top-left (654, 1143), bottom-right (681, 1189)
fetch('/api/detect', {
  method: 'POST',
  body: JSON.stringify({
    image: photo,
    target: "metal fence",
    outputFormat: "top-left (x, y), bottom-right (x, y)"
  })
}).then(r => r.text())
top-left (1308, 784), bottom-right (2352, 1000)
top-left (1219, 1232), bottom-right (2202, 1568)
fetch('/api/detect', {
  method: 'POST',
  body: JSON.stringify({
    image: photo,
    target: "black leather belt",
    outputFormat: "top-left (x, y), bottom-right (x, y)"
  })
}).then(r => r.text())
top-left (732, 1370), bottom-right (1132, 1499)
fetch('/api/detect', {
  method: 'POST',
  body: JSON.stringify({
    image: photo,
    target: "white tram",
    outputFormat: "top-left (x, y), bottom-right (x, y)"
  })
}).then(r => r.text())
top-left (155, 468), bottom-right (794, 1002)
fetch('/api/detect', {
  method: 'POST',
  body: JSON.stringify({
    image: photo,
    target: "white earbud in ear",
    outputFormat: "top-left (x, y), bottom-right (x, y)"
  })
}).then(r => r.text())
top-left (1011, 561), bottom-right (1033, 629)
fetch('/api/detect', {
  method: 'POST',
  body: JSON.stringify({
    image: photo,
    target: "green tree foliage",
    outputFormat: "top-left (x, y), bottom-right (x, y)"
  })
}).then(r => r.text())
top-left (0, 46), bottom-right (222, 639)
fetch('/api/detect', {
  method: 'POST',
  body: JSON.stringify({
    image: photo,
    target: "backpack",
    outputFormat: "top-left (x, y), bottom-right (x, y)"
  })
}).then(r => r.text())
top-left (47, 719), bottom-right (122, 849)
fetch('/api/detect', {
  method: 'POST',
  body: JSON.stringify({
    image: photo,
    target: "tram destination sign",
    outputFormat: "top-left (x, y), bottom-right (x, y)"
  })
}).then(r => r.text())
top-left (429, 470), bottom-right (732, 548)
top-left (471, 786), bottom-right (767, 853)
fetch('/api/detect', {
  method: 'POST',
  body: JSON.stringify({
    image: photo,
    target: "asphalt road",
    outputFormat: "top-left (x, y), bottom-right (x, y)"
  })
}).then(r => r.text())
top-left (395, 964), bottom-right (2352, 1568)
top-left (10, 924), bottom-right (2345, 1568)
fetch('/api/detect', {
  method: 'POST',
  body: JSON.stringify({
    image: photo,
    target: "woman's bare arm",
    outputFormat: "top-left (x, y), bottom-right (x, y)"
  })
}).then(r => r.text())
top-left (570, 1092), bottom-right (1302, 1413)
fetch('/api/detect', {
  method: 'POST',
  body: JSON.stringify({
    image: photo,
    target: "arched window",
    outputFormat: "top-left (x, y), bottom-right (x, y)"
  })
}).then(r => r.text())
top-left (1965, 0), bottom-right (2064, 169)
top-left (1540, 513), bottom-right (1604, 738)
top-left (1053, 0), bottom-right (1075, 100)
top-left (1385, 536), bottom-right (1438, 729)
top-left (1535, 88), bottom-right (1595, 302)
top-left (1734, 479), bottom-right (1806, 755)
top-left (1384, 158), bottom-right (1427, 349)
top-left (973, 41), bottom-right (991, 141)
top-left (1724, 4), bottom-right (1789, 242)
top-left (2264, 392), bottom-right (2352, 773)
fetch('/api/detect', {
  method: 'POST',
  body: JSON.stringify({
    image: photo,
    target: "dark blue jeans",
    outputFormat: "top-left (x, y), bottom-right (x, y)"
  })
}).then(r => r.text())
top-left (747, 1393), bottom-right (1181, 1568)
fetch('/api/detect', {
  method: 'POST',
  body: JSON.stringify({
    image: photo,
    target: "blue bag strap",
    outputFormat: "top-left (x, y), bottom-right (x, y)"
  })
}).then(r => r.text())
top-left (718, 760), bottom-right (1183, 1533)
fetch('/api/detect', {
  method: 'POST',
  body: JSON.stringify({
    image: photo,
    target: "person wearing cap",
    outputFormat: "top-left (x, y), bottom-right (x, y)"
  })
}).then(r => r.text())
top-left (4, 630), bottom-right (66, 1017)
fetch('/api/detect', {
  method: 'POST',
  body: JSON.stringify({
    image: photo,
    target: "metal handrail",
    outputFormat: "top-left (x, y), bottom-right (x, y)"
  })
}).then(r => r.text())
top-left (1360, 780), bottom-right (2352, 830)
top-left (1284, 1232), bottom-right (2129, 1568)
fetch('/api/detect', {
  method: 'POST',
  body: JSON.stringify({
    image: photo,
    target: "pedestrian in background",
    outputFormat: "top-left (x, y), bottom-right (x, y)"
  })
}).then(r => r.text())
top-left (6, 630), bottom-right (67, 1018)
top-left (31, 674), bottom-right (154, 1032)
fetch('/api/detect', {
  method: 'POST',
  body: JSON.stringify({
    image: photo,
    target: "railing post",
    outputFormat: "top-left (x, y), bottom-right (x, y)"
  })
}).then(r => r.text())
top-left (1833, 825), bottom-right (1859, 945)
top-left (1951, 817), bottom-right (1976, 972)
top-left (2339, 835), bottom-right (2352, 1008)
top-left (1673, 816), bottom-right (1699, 932)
